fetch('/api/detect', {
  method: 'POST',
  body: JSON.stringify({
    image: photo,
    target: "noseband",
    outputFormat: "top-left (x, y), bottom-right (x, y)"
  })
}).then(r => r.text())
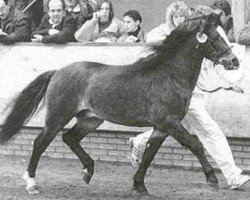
top-left (204, 36), bottom-right (233, 64)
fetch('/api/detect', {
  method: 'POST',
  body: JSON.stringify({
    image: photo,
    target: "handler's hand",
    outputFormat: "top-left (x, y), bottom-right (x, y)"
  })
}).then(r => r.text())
top-left (232, 83), bottom-right (244, 93)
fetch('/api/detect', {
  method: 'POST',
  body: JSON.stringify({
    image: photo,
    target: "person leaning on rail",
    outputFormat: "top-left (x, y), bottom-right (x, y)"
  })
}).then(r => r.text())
top-left (145, 0), bottom-right (188, 43)
top-left (31, 0), bottom-right (77, 44)
top-left (129, 2), bottom-right (250, 190)
top-left (0, 0), bottom-right (31, 44)
top-left (117, 9), bottom-right (145, 43)
top-left (74, 0), bottom-right (123, 43)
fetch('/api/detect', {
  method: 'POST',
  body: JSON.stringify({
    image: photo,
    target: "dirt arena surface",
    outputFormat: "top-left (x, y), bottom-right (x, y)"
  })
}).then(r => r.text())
top-left (0, 155), bottom-right (249, 200)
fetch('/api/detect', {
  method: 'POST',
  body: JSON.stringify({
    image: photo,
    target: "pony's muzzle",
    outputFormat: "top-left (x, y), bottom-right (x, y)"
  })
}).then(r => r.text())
top-left (219, 56), bottom-right (239, 70)
top-left (232, 57), bottom-right (239, 69)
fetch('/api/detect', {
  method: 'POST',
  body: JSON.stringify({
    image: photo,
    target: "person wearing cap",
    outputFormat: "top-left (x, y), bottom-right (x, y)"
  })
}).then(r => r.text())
top-left (0, 0), bottom-right (31, 44)
top-left (118, 9), bottom-right (144, 43)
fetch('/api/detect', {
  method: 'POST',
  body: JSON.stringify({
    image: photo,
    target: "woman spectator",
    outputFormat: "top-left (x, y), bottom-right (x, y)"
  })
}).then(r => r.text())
top-left (118, 9), bottom-right (145, 43)
top-left (74, 0), bottom-right (123, 42)
top-left (146, 0), bottom-right (188, 43)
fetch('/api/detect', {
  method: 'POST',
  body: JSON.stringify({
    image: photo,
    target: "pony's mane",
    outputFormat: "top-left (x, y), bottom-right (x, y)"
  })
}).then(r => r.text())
top-left (152, 16), bottom-right (205, 56)
top-left (129, 15), bottom-right (209, 75)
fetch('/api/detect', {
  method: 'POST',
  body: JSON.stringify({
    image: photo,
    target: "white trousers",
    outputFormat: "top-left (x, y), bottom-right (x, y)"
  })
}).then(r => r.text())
top-left (137, 88), bottom-right (242, 185)
top-left (181, 89), bottom-right (242, 185)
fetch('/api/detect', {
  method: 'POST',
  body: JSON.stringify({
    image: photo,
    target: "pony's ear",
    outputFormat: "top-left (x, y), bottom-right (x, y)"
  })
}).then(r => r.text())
top-left (200, 13), bottom-right (220, 33)
top-left (196, 32), bottom-right (208, 43)
top-left (207, 13), bottom-right (221, 26)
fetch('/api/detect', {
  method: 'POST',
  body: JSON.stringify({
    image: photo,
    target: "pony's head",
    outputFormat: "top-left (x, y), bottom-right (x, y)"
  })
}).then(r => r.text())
top-left (193, 7), bottom-right (239, 70)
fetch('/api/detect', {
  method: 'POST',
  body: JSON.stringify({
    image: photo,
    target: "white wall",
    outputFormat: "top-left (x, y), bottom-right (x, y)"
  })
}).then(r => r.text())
top-left (0, 43), bottom-right (249, 137)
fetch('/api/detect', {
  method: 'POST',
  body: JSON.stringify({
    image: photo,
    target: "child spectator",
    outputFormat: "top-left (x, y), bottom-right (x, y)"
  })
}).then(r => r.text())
top-left (74, 0), bottom-right (123, 43)
top-left (118, 9), bottom-right (144, 43)
top-left (0, 0), bottom-right (31, 44)
top-left (31, 0), bottom-right (77, 44)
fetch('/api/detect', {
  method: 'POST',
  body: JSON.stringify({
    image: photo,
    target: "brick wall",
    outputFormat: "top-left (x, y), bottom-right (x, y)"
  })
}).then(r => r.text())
top-left (1, 127), bottom-right (250, 172)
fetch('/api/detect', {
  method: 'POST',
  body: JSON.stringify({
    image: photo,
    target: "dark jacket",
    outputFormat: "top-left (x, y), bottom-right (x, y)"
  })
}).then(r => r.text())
top-left (32, 13), bottom-right (77, 44)
top-left (0, 6), bottom-right (31, 44)
top-left (8, 0), bottom-right (44, 28)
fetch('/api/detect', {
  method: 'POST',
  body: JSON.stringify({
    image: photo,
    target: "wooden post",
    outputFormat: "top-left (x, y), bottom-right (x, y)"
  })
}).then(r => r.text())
top-left (231, 0), bottom-right (248, 39)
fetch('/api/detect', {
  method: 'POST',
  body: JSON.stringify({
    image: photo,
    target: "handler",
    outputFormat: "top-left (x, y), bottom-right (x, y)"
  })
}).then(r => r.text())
top-left (129, 2), bottom-right (250, 190)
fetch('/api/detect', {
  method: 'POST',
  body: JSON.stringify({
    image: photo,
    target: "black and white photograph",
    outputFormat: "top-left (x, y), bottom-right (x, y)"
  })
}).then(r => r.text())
top-left (0, 0), bottom-right (249, 199)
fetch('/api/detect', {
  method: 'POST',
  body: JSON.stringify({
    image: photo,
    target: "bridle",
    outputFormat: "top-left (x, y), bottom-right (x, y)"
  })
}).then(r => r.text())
top-left (194, 16), bottom-right (233, 65)
top-left (201, 34), bottom-right (233, 64)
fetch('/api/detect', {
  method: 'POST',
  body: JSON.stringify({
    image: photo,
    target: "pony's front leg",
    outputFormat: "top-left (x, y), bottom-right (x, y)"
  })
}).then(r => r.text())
top-left (133, 130), bottom-right (169, 195)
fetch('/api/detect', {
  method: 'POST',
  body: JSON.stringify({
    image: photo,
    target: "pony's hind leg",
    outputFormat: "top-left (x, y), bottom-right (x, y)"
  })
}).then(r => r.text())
top-left (62, 110), bottom-right (103, 184)
top-left (23, 124), bottom-right (62, 194)
top-left (169, 122), bottom-right (218, 189)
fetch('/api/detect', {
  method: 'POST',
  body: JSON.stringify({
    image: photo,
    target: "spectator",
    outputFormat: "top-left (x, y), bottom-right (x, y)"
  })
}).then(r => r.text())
top-left (211, 0), bottom-right (235, 42)
top-left (7, 0), bottom-right (44, 28)
top-left (129, 4), bottom-right (250, 190)
top-left (64, 0), bottom-right (93, 28)
top-left (237, 21), bottom-right (250, 45)
top-left (146, 1), bottom-right (188, 43)
top-left (74, 0), bottom-right (123, 43)
top-left (31, 0), bottom-right (77, 44)
top-left (0, 0), bottom-right (31, 44)
top-left (118, 9), bottom-right (144, 43)
top-left (65, 0), bottom-right (79, 13)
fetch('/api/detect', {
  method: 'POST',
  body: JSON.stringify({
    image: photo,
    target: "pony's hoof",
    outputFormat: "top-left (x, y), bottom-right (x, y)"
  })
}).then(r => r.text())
top-left (26, 185), bottom-right (40, 195)
top-left (22, 171), bottom-right (39, 194)
top-left (130, 189), bottom-right (150, 199)
top-left (27, 189), bottom-right (40, 195)
top-left (83, 169), bottom-right (92, 184)
top-left (207, 181), bottom-right (219, 191)
top-left (132, 186), bottom-right (149, 196)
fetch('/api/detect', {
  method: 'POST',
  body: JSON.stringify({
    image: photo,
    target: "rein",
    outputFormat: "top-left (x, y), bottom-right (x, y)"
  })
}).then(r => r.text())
top-left (197, 85), bottom-right (233, 93)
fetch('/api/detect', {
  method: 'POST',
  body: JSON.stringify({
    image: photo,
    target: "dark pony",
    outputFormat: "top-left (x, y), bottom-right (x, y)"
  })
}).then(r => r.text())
top-left (0, 13), bottom-right (239, 196)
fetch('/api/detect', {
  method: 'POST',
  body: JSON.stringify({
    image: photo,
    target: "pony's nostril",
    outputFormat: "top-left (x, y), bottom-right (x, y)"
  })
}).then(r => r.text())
top-left (232, 57), bottom-right (239, 67)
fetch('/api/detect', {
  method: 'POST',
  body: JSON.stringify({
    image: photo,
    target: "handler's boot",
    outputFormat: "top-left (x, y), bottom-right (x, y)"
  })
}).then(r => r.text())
top-left (229, 174), bottom-right (250, 190)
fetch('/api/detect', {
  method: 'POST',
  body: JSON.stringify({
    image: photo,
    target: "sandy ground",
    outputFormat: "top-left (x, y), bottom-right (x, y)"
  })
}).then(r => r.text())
top-left (0, 155), bottom-right (249, 200)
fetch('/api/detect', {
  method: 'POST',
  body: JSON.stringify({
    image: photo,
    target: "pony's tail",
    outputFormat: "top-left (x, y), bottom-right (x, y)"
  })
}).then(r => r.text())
top-left (0, 70), bottom-right (57, 144)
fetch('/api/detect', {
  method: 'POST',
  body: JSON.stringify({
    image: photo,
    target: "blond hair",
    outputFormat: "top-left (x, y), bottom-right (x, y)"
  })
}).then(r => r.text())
top-left (165, 1), bottom-right (188, 24)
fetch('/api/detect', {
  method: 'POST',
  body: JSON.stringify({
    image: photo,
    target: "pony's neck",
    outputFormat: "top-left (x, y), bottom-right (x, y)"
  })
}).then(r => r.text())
top-left (158, 36), bottom-right (204, 90)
